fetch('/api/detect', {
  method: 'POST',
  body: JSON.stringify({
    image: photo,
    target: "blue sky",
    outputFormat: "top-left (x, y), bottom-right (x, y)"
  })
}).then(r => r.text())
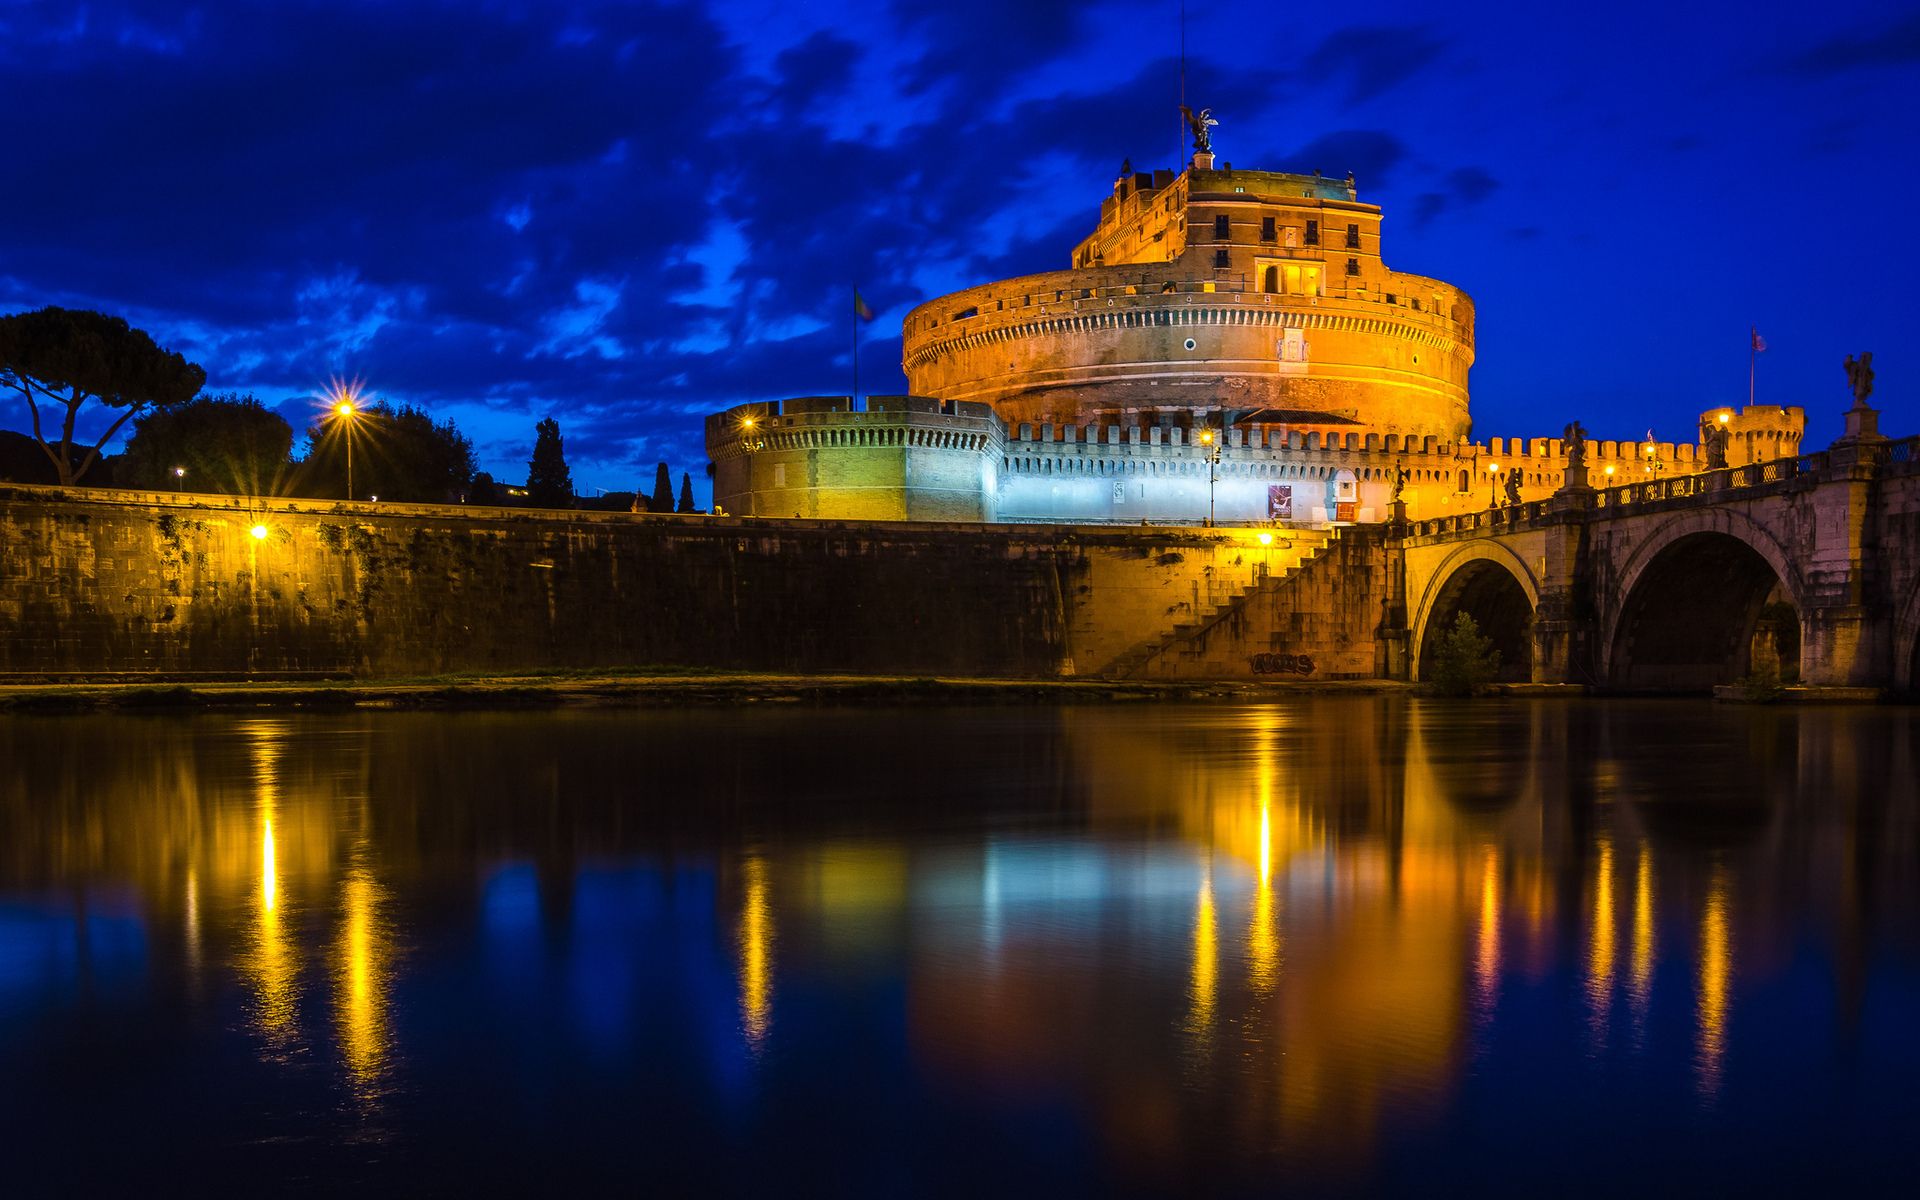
top-left (2, 0), bottom-right (1916, 497)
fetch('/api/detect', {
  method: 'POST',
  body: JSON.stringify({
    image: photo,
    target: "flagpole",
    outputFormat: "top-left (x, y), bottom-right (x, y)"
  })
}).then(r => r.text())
top-left (852, 284), bottom-right (859, 411)
top-left (1748, 326), bottom-right (1756, 409)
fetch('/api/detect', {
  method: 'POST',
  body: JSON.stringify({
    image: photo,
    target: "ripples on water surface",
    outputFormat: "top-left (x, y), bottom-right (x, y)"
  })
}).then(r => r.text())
top-left (1, 699), bottom-right (1917, 1193)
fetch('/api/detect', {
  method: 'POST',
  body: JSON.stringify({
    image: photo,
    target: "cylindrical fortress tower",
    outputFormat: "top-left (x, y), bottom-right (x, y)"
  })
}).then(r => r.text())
top-left (903, 161), bottom-right (1475, 438)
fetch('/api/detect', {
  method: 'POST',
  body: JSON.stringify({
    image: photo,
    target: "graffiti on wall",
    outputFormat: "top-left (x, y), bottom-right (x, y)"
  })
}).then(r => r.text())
top-left (1249, 652), bottom-right (1315, 676)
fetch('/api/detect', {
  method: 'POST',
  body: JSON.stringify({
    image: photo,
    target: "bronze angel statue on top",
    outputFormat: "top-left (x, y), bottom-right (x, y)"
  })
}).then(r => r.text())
top-left (1180, 105), bottom-right (1219, 154)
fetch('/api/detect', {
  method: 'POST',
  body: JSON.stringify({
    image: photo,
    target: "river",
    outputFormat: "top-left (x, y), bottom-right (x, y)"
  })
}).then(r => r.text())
top-left (1, 699), bottom-right (1916, 1193)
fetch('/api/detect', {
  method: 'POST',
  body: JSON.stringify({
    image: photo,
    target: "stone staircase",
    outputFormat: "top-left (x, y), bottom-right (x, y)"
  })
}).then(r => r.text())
top-left (1096, 529), bottom-right (1334, 678)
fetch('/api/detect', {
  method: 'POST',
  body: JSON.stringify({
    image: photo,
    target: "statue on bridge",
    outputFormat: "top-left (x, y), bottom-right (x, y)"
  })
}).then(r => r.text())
top-left (1846, 352), bottom-right (1875, 406)
top-left (1504, 466), bottom-right (1522, 507)
top-left (1701, 417), bottom-right (1730, 469)
top-left (1563, 420), bottom-right (1588, 472)
top-left (1391, 461), bottom-right (1410, 502)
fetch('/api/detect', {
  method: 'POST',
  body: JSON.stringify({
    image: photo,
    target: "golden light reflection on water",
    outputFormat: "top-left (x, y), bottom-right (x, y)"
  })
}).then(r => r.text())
top-left (1630, 842), bottom-right (1655, 1037)
top-left (738, 855), bottom-right (774, 1052)
top-left (1587, 837), bottom-right (1616, 1040)
top-left (333, 862), bottom-right (394, 1096)
top-left (1183, 872), bottom-right (1217, 1053)
top-left (1247, 807), bottom-right (1280, 995)
top-left (242, 720), bottom-right (300, 1050)
top-left (1475, 848), bottom-right (1500, 1013)
top-left (1697, 863), bottom-right (1732, 1098)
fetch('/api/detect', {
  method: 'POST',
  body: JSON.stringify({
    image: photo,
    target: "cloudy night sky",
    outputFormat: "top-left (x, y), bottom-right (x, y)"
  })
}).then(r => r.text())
top-left (2, 0), bottom-right (1916, 499)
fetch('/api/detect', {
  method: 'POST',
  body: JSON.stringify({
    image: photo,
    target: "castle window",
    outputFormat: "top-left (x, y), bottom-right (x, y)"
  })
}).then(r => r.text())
top-left (1305, 220), bottom-right (1319, 245)
top-left (1213, 214), bottom-right (1229, 240)
top-left (1345, 257), bottom-right (1360, 276)
top-left (1263, 266), bottom-right (1278, 293)
top-left (1345, 223), bottom-right (1360, 248)
top-left (1385, 292), bottom-right (1396, 303)
top-left (1411, 296), bottom-right (1421, 310)
top-left (1260, 216), bottom-right (1276, 242)
top-left (1213, 249), bottom-right (1230, 268)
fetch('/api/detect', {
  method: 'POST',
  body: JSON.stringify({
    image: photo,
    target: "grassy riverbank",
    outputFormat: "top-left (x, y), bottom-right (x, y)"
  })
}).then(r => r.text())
top-left (0, 668), bottom-right (1414, 713)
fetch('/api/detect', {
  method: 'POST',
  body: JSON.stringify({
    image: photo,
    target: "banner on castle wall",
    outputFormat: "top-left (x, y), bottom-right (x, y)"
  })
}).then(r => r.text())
top-left (1267, 485), bottom-right (1292, 520)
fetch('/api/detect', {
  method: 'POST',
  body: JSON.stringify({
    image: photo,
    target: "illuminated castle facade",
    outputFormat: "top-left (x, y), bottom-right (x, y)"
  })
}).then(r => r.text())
top-left (901, 160), bottom-right (1473, 438)
top-left (706, 141), bottom-right (1801, 526)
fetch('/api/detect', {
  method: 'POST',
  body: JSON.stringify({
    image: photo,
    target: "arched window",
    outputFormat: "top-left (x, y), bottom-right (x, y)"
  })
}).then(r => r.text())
top-left (1458, 469), bottom-right (1470, 493)
top-left (1263, 265), bottom-right (1279, 293)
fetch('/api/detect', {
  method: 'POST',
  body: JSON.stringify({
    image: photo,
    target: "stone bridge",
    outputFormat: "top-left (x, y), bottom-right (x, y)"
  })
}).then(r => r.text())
top-left (1393, 417), bottom-right (1920, 692)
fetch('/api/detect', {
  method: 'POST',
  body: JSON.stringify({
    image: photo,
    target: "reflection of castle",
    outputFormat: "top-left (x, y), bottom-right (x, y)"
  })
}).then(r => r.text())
top-left (707, 135), bottom-right (1802, 525)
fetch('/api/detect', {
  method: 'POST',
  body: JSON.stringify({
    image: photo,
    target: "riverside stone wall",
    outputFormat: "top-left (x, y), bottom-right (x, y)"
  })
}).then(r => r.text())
top-left (0, 485), bottom-right (1293, 679)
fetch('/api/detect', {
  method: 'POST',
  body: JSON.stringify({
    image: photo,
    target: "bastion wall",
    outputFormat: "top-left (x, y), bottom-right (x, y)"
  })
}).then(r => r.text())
top-left (0, 485), bottom-right (1289, 680)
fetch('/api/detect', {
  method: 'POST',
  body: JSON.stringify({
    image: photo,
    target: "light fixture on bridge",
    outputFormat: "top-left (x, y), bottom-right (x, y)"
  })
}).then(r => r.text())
top-left (250, 523), bottom-right (269, 540)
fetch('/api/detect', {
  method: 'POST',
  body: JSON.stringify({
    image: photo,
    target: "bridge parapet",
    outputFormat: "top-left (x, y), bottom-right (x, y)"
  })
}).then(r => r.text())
top-left (1403, 453), bottom-right (1832, 544)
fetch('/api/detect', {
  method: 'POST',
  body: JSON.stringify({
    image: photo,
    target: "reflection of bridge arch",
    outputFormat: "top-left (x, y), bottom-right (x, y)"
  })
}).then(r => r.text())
top-left (1411, 542), bottom-right (1539, 683)
top-left (1601, 510), bottom-right (1804, 691)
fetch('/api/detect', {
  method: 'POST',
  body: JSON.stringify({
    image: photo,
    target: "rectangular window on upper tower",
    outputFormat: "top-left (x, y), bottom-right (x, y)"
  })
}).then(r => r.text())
top-left (1345, 223), bottom-right (1361, 248)
top-left (1213, 215), bottom-right (1230, 240)
top-left (1305, 220), bottom-right (1319, 245)
top-left (1345, 257), bottom-right (1360, 276)
top-left (1213, 249), bottom-right (1230, 269)
top-left (1260, 216), bottom-right (1276, 242)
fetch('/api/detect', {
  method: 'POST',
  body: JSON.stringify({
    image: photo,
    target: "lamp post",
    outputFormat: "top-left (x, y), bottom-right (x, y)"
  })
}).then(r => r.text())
top-left (1257, 530), bottom-right (1273, 581)
top-left (333, 399), bottom-right (359, 499)
top-left (172, 466), bottom-right (185, 492)
top-left (1487, 461), bottom-right (1501, 508)
top-left (1199, 428), bottom-right (1221, 527)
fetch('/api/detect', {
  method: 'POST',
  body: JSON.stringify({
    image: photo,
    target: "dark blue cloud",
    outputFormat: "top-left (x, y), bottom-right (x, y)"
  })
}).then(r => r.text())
top-left (1787, 11), bottom-right (1920, 75)
top-left (1303, 26), bottom-right (1448, 103)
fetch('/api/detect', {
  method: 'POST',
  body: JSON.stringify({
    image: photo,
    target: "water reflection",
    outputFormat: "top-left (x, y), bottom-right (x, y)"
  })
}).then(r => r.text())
top-left (333, 860), bottom-right (393, 1096)
top-left (737, 854), bottom-right (773, 1052)
top-left (243, 722), bottom-right (299, 1053)
top-left (0, 701), bottom-right (1916, 1191)
top-left (1698, 862), bottom-right (1733, 1098)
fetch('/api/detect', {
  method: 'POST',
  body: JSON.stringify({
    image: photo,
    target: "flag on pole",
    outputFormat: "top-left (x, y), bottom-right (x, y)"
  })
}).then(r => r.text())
top-left (854, 290), bottom-right (875, 321)
top-left (1751, 327), bottom-right (1767, 353)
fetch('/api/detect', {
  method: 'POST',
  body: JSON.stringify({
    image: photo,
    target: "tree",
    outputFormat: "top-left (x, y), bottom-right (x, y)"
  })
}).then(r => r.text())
top-left (526, 417), bottom-right (572, 507)
top-left (1429, 612), bottom-right (1501, 697)
top-left (300, 401), bottom-right (474, 502)
top-left (0, 307), bottom-right (205, 485)
top-left (118, 393), bottom-right (294, 495)
top-left (649, 462), bottom-right (673, 513)
top-left (677, 472), bottom-right (695, 514)
top-left (468, 471), bottom-right (503, 504)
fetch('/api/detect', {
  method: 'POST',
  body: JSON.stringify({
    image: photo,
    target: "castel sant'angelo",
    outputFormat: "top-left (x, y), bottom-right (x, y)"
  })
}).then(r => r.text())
top-left (707, 112), bottom-right (1803, 526)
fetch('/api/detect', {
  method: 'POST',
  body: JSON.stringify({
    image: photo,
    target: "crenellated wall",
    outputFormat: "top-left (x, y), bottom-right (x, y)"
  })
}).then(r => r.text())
top-left (708, 397), bottom-right (1806, 530)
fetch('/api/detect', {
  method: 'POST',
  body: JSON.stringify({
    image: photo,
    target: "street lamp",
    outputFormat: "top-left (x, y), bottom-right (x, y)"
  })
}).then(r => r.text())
top-left (333, 398), bottom-right (359, 499)
top-left (1199, 428), bottom-right (1221, 527)
top-left (1487, 461), bottom-right (1501, 508)
top-left (172, 466), bottom-right (185, 492)
top-left (1257, 530), bottom-right (1273, 580)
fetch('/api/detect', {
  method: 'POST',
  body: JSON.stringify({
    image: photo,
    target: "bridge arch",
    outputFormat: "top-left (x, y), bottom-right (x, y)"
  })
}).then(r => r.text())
top-left (1411, 541), bottom-right (1539, 683)
top-left (1890, 583), bottom-right (1920, 692)
top-left (1601, 509), bottom-right (1805, 692)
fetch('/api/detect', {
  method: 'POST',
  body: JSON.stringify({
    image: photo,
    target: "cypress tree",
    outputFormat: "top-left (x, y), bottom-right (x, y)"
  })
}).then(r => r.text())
top-left (649, 461), bottom-right (673, 513)
top-left (526, 417), bottom-right (572, 507)
top-left (677, 472), bottom-right (695, 513)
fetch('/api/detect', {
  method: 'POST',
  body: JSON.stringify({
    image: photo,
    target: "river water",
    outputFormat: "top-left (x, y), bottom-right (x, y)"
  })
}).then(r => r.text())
top-left (1, 700), bottom-right (1916, 1193)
